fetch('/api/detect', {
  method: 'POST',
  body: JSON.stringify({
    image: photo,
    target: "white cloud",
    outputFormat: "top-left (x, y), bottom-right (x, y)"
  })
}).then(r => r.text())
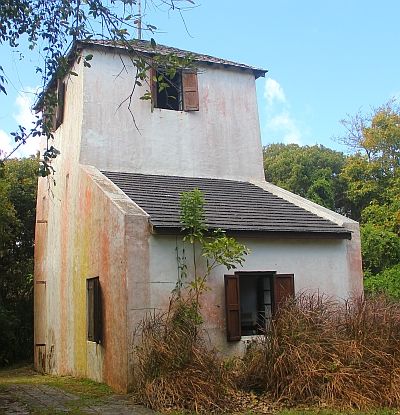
top-left (264, 78), bottom-right (286, 106)
top-left (1, 87), bottom-right (41, 159)
top-left (263, 78), bottom-right (303, 145)
top-left (267, 112), bottom-right (302, 145)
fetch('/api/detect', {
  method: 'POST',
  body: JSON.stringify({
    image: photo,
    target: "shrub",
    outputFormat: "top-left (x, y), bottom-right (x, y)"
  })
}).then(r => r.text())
top-left (235, 293), bottom-right (400, 410)
top-left (361, 223), bottom-right (400, 274)
top-left (132, 295), bottom-right (234, 414)
top-left (364, 264), bottom-right (400, 299)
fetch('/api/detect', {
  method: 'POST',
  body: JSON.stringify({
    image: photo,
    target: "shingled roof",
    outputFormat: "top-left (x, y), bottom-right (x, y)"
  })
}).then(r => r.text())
top-left (77, 39), bottom-right (267, 78)
top-left (102, 171), bottom-right (351, 238)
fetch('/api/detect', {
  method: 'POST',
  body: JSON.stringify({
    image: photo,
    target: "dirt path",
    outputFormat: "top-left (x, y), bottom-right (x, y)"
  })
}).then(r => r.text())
top-left (0, 365), bottom-right (156, 415)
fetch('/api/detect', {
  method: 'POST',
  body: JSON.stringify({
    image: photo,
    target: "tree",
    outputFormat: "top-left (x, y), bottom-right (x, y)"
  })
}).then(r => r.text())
top-left (0, 157), bottom-right (38, 365)
top-left (338, 100), bottom-right (400, 220)
top-left (339, 99), bottom-right (400, 170)
top-left (0, 0), bottom-right (195, 175)
top-left (263, 143), bottom-right (347, 211)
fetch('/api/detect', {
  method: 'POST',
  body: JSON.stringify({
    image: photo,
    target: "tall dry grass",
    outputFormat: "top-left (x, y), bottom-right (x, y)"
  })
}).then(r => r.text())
top-left (235, 293), bottom-right (400, 410)
top-left (132, 296), bottom-right (233, 414)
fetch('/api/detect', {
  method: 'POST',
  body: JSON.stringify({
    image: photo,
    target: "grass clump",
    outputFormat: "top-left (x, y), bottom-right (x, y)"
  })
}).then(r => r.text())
top-left (235, 293), bottom-right (400, 410)
top-left (132, 295), bottom-right (233, 414)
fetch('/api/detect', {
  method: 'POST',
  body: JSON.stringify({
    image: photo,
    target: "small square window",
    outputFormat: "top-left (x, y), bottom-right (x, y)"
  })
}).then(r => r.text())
top-left (87, 277), bottom-right (102, 344)
top-left (225, 272), bottom-right (294, 341)
top-left (151, 68), bottom-right (199, 112)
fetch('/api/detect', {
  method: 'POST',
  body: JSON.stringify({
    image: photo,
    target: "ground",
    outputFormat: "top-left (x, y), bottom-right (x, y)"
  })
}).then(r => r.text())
top-left (0, 365), bottom-right (399, 415)
top-left (0, 365), bottom-right (155, 414)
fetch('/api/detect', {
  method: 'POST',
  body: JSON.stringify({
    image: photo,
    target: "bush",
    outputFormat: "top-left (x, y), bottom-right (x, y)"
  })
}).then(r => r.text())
top-left (132, 295), bottom-right (234, 414)
top-left (235, 293), bottom-right (400, 410)
top-left (361, 223), bottom-right (400, 274)
top-left (364, 264), bottom-right (400, 299)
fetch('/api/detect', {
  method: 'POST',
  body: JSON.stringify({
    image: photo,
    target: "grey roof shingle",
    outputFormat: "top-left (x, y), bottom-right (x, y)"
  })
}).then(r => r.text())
top-left (102, 171), bottom-right (351, 238)
top-left (78, 39), bottom-right (267, 78)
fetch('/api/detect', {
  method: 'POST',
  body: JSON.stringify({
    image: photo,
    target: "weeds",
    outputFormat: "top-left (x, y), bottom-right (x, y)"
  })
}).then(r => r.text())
top-left (235, 293), bottom-right (400, 410)
top-left (132, 295), bottom-right (233, 414)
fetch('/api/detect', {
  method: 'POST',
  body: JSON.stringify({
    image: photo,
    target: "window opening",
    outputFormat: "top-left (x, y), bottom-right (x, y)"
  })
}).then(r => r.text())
top-left (225, 272), bottom-right (295, 341)
top-left (155, 70), bottom-right (182, 111)
top-left (151, 68), bottom-right (199, 112)
top-left (87, 276), bottom-right (102, 344)
top-left (239, 273), bottom-right (273, 336)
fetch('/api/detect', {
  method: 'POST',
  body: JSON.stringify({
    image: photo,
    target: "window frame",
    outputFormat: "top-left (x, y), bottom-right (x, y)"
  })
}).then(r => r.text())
top-left (225, 272), bottom-right (295, 342)
top-left (151, 67), bottom-right (199, 112)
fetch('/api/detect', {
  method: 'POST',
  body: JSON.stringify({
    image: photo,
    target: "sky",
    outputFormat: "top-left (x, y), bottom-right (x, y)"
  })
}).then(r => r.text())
top-left (1, 0), bottom-right (400, 157)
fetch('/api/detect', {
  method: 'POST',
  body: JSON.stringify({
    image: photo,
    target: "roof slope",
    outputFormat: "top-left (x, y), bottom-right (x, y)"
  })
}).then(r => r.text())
top-left (78, 39), bottom-right (267, 78)
top-left (102, 171), bottom-right (350, 238)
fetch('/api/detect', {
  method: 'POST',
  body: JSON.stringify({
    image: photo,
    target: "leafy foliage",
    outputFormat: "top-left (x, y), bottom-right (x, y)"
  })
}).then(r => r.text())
top-left (0, 157), bottom-right (38, 366)
top-left (263, 144), bottom-right (346, 210)
top-left (361, 224), bottom-right (400, 275)
top-left (178, 188), bottom-right (248, 311)
top-left (364, 264), bottom-right (400, 299)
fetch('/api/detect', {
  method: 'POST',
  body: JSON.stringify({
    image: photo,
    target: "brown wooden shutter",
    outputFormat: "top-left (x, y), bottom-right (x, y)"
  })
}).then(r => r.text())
top-left (225, 274), bottom-right (241, 341)
top-left (182, 70), bottom-right (199, 111)
top-left (87, 277), bottom-right (102, 344)
top-left (150, 67), bottom-right (157, 109)
top-left (55, 80), bottom-right (65, 129)
top-left (273, 274), bottom-right (295, 314)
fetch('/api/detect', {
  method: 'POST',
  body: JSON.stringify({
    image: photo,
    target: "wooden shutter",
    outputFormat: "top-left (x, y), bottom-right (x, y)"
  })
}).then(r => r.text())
top-left (182, 70), bottom-right (199, 111)
top-left (225, 274), bottom-right (241, 341)
top-left (150, 67), bottom-right (157, 109)
top-left (87, 277), bottom-right (102, 343)
top-left (55, 80), bottom-right (65, 130)
top-left (273, 274), bottom-right (295, 314)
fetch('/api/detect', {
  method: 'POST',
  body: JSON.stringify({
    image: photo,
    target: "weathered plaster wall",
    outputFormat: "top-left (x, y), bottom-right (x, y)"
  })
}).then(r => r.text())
top-left (33, 52), bottom-right (153, 391)
top-left (145, 232), bottom-right (361, 354)
top-left (79, 47), bottom-right (265, 182)
top-left (252, 180), bottom-right (363, 295)
top-left (34, 57), bottom-right (85, 374)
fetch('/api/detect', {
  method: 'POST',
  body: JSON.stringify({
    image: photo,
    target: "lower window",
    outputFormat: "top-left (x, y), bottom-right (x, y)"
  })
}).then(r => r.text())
top-left (87, 276), bottom-right (102, 344)
top-left (225, 272), bottom-right (294, 341)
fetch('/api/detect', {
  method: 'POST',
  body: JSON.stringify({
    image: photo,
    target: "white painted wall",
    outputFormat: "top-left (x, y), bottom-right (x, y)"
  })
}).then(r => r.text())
top-left (80, 47), bottom-right (265, 181)
top-left (140, 233), bottom-right (359, 354)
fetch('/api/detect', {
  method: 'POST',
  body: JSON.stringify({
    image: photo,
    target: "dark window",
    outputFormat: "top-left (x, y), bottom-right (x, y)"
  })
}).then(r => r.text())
top-left (44, 79), bottom-right (65, 131)
top-left (87, 277), bottom-right (102, 344)
top-left (151, 68), bottom-right (199, 112)
top-left (225, 272), bottom-right (294, 342)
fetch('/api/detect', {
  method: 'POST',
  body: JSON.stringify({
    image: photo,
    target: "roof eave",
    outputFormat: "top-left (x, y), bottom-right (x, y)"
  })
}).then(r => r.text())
top-left (150, 226), bottom-right (352, 240)
top-left (77, 40), bottom-right (268, 79)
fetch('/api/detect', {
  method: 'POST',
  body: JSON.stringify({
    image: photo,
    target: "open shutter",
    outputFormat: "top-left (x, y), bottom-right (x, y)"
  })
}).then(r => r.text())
top-left (55, 80), bottom-right (65, 129)
top-left (87, 277), bottom-right (102, 344)
top-left (182, 70), bottom-right (199, 111)
top-left (225, 274), bottom-right (241, 341)
top-left (150, 67), bottom-right (157, 109)
top-left (273, 274), bottom-right (294, 314)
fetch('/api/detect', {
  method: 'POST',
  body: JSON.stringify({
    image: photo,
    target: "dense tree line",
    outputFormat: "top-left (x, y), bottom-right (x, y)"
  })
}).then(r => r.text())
top-left (0, 157), bottom-right (38, 366)
top-left (264, 101), bottom-right (400, 297)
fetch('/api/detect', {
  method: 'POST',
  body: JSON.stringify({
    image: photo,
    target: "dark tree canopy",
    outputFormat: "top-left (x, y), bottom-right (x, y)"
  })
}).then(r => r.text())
top-left (0, 157), bottom-right (38, 365)
top-left (263, 143), bottom-right (346, 211)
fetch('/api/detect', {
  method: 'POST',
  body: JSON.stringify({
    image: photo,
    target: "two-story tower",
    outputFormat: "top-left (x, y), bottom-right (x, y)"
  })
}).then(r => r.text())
top-left (34, 40), bottom-right (362, 391)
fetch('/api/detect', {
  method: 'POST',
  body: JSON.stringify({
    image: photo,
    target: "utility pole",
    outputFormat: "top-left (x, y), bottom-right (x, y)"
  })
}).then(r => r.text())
top-left (137, 0), bottom-right (142, 40)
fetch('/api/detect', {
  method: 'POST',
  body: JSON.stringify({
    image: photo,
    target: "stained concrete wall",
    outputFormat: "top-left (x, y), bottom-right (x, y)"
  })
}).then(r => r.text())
top-left (79, 46), bottom-right (265, 182)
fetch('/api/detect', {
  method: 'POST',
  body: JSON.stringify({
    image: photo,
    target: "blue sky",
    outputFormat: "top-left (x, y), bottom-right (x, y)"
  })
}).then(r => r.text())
top-left (1, 0), bottom-right (399, 157)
